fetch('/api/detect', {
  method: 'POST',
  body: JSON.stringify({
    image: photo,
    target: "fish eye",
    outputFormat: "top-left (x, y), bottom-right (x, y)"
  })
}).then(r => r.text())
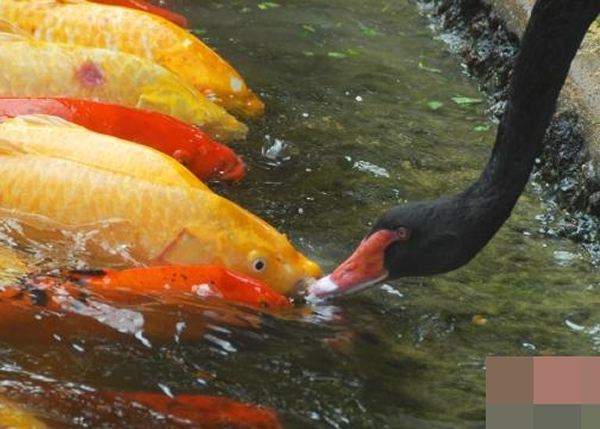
top-left (252, 258), bottom-right (267, 272)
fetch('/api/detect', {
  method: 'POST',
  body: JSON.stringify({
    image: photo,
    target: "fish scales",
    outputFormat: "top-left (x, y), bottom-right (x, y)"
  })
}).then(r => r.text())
top-left (0, 118), bottom-right (322, 292)
top-left (0, 155), bottom-right (214, 257)
top-left (0, 40), bottom-right (247, 141)
top-left (0, 115), bottom-right (205, 189)
top-left (0, 0), bottom-right (264, 117)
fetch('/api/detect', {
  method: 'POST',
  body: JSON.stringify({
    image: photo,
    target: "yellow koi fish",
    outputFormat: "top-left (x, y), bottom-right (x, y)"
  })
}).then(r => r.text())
top-left (0, 245), bottom-right (27, 285)
top-left (0, 116), bottom-right (322, 294)
top-left (0, 37), bottom-right (247, 142)
top-left (0, 396), bottom-right (47, 429)
top-left (0, 0), bottom-right (264, 117)
top-left (0, 114), bottom-right (203, 189)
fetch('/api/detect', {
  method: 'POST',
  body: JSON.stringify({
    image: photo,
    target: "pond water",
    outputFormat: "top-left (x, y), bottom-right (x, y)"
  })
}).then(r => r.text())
top-left (1, 0), bottom-right (600, 427)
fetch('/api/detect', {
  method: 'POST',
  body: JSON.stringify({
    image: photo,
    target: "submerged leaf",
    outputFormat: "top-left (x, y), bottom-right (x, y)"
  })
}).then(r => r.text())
top-left (190, 28), bottom-right (207, 36)
top-left (418, 62), bottom-right (442, 74)
top-left (427, 101), bottom-right (444, 111)
top-left (474, 124), bottom-right (491, 132)
top-left (258, 2), bottom-right (280, 10)
top-left (451, 96), bottom-right (484, 107)
top-left (357, 21), bottom-right (384, 37)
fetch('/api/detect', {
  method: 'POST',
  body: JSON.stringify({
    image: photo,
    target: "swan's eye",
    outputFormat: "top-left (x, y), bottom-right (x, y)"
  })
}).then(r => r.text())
top-left (252, 258), bottom-right (267, 272)
top-left (395, 227), bottom-right (410, 242)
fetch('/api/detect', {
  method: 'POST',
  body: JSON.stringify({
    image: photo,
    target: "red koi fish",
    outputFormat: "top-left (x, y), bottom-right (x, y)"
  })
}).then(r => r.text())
top-left (91, 0), bottom-right (188, 28)
top-left (35, 265), bottom-right (292, 311)
top-left (0, 97), bottom-right (246, 183)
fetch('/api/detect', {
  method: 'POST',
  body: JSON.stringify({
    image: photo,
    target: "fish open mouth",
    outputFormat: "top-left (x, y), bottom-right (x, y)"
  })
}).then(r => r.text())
top-left (217, 155), bottom-right (246, 182)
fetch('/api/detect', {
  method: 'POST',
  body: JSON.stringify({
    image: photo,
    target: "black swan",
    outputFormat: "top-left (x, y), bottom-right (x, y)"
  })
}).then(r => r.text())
top-left (308, 0), bottom-right (600, 297)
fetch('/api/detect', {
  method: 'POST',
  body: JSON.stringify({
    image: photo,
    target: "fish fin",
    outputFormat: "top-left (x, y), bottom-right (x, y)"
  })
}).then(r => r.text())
top-left (56, 0), bottom-right (91, 4)
top-left (4, 114), bottom-right (83, 129)
top-left (0, 19), bottom-right (31, 40)
top-left (155, 225), bottom-right (220, 265)
top-left (155, 228), bottom-right (191, 264)
top-left (0, 138), bottom-right (26, 156)
top-left (61, 268), bottom-right (110, 286)
top-left (0, 32), bottom-right (29, 42)
top-left (27, 0), bottom-right (88, 5)
top-left (65, 269), bottom-right (109, 278)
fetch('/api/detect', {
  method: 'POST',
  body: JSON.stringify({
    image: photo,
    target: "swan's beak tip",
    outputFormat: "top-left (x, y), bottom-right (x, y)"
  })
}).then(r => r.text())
top-left (305, 275), bottom-right (339, 299)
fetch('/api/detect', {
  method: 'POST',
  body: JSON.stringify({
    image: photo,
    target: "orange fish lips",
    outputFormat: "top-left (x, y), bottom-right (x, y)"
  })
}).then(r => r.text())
top-left (217, 154), bottom-right (247, 182)
top-left (206, 153), bottom-right (247, 183)
top-left (185, 145), bottom-right (247, 183)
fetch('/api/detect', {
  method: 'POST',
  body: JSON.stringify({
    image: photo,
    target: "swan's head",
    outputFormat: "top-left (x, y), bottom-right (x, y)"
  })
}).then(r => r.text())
top-left (307, 199), bottom-right (466, 298)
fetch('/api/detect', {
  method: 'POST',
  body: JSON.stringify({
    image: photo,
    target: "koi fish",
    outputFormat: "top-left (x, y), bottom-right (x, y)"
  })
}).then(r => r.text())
top-left (0, 114), bottom-right (205, 189)
top-left (0, 248), bottom-right (271, 344)
top-left (0, 396), bottom-right (47, 428)
top-left (1, 271), bottom-right (264, 344)
top-left (2, 381), bottom-right (283, 428)
top-left (0, 38), bottom-right (247, 141)
top-left (91, 0), bottom-right (187, 27)
top-left (0, 0), bottom-right (264, 117)
top-left (0, 116), bottom-right (322, 294)
top-left (45, 265), bottom-right (293, 310)
top-left (0, 97), bottom-right (246, 182)
top-left (103, 391), bottom-right (283, 429)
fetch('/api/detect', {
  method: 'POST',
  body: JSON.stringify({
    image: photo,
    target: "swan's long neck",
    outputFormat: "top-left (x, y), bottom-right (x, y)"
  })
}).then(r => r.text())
top-left (463, 0), bottom-right (600, 219)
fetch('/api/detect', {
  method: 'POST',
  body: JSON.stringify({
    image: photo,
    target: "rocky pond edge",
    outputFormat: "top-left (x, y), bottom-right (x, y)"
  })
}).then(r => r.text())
top-left (416, 0), bottom-right (600, 264)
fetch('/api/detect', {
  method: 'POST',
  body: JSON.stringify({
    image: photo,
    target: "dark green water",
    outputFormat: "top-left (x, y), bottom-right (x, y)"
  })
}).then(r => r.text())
top-left (1, 0), bottom-right (600, 427)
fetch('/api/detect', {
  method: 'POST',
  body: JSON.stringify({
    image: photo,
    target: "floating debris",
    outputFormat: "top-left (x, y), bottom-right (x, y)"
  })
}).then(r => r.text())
top-left (353, 160), bottom-right (390, 178)
top-left (552, 250), bottom-right (580, 267)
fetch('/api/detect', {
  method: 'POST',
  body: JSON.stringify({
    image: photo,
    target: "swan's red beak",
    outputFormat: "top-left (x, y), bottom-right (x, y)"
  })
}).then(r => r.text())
top-left (307, 230), bottom-right (399, 298)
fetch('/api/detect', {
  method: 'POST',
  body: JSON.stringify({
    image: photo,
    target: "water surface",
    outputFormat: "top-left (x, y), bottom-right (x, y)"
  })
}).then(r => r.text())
top-left (1, 0), bottom-right (600, 427)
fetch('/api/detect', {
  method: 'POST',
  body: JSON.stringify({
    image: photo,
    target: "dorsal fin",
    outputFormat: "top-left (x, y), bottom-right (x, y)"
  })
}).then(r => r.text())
top-left (0, 139), bottom-right (26, 156)
top-left (0, 19), bottom-right (31, 41)
top-left (3, 114), bottom-right (83, 129)
top-left (0, 115), bottom-right (84, 155)
top-left (56, 0), bottom-right (90, 4)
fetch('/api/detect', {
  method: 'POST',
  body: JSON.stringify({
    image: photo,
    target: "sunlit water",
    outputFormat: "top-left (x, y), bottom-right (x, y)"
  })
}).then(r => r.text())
top-left (1, 0), bottom-right (599, 427)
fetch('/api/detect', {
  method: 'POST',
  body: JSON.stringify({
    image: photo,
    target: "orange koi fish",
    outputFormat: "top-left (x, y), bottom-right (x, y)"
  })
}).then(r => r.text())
top-left (0, 97), bottom-right (246, 182)
top-left (2, 381), bottom-right (283, 428)
top-left (104, 391), bottom-right (283, 429)
top-left (91, 0), bottom-right (187, 27)
top-left (0, 0), bottom-right (264, 117)
top-left (48, 265), bottom-right (292, 310)
top-left (0, 38), bottom-right (247, 141)
top-left (0, 396), bottom-right (47, 428)
top-left (1, 274), bottom-right (263, 344)
top-left (0, 115), bottom-right (322, 293)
